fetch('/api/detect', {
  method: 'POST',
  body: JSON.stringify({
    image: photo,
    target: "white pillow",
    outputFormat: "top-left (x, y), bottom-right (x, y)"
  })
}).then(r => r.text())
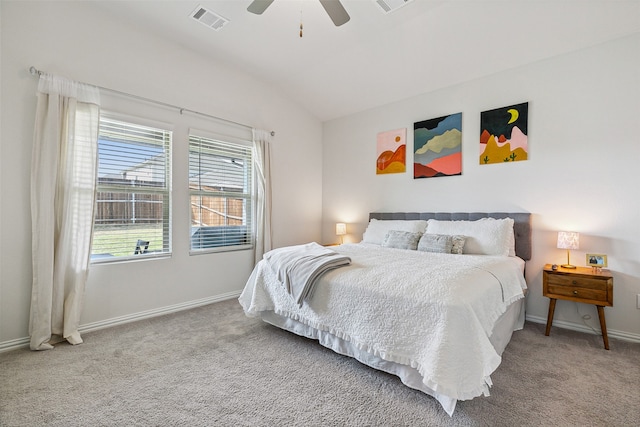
top-left (425, 217), bottom-right (515, 256)
top-left (507, 225), bottom-right (516, 257)
top-left (362, 219), bottom-right (428, 245)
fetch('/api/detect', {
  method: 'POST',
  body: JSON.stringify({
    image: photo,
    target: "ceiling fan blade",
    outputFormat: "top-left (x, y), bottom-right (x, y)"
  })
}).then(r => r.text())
top-left (247, 0), bottom-right (275, 15)
top-left (319, 0), bottom-right (351, 26)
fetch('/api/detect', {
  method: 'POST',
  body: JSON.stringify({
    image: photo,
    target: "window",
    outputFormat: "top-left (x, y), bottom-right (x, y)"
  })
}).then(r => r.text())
top-left (91, 115), bottom-right (172, 261)
top-left (189, 133), bottom-right (253, 252)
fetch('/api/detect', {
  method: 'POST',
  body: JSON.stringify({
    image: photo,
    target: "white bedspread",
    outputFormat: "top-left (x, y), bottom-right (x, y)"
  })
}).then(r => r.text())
top-left (239, 243), bottom-right (527, 411)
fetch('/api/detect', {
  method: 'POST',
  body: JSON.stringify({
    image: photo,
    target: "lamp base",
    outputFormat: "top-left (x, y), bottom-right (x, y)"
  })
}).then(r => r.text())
top-left (560, 264), bottom-right (577, 269)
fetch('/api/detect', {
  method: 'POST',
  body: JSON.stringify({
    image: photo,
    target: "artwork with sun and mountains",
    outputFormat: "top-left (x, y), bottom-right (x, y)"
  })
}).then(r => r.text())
top-left (413, 113), bottom-right (462, 179)
top-left (376, 128), bottom-right (407, 174)
top-left (480, 102), bottom-right (528, 165)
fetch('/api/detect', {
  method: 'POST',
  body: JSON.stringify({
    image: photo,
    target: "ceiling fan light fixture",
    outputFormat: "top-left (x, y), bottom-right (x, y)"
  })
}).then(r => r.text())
top-left (247, 0), bottom-right (350, 27)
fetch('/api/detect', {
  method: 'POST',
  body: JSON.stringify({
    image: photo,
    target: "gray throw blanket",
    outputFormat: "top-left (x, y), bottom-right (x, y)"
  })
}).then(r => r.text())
top-left (263, 242), bottom-right (352, 306)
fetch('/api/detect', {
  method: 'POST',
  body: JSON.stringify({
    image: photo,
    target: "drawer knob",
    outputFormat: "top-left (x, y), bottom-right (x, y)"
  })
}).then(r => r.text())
top-left (572, 280), bottom-right (577, 285)
top-left (573, 290), bottom-right (578, 295)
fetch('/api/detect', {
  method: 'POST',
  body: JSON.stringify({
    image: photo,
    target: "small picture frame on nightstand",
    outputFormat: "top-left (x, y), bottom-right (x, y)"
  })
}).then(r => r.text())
top-left (586, 253), bottom-right (607, 271)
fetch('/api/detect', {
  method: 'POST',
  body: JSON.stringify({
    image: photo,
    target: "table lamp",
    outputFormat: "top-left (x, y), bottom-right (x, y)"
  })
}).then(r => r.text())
top-left (336, 223), bottom-right (347, 244)
top-left (557, 231), bottom-right (579, 269)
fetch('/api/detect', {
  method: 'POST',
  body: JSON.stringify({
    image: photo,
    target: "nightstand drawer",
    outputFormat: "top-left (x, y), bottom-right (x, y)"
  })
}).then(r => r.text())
top-left (546, 283), bottom-right (607, 302)
top-left (545, 273), bottom-right (608, 291)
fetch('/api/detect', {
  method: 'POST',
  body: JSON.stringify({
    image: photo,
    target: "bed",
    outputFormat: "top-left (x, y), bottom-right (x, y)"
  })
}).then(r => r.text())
top-left (239, 212), bottom-right (531, 415)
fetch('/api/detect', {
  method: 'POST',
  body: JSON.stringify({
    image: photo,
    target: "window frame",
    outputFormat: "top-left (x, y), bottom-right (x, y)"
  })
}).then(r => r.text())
top-left (91, 112), bottom-right (173, 264)
top-left (188, 129), bottom-right (254, 255)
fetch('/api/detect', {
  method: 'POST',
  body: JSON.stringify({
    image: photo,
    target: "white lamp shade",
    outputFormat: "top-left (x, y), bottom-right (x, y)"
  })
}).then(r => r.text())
top-left (335, 223), bottom-right (347, 236)
top-left (557, 231), bottom-right (579, 250)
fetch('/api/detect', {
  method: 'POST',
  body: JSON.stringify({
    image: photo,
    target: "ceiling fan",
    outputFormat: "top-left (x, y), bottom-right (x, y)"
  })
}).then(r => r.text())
top-left (247, 0), bottom-right (351, 27)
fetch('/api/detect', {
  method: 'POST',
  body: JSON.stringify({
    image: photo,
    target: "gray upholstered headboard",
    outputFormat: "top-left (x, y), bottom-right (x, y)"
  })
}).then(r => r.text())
top-left (369, 212), bottom-right (532, 261)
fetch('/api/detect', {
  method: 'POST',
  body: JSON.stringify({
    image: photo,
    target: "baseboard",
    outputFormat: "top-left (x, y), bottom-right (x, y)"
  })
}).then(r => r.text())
top-left (0, 291), bottom-right (242, 354)
top-left (526, 314), bottom-right (640, 344)
top-left (0, 336), bottom-right (33, 354)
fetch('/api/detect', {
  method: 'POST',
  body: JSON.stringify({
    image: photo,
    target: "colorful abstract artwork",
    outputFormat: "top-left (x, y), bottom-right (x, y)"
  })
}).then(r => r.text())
top-left (413, 113), bottom-right (462, 179)
top-left (480, 102), bottom-right (528, 165)
top-left (376, 128), bottom-right (406, 174)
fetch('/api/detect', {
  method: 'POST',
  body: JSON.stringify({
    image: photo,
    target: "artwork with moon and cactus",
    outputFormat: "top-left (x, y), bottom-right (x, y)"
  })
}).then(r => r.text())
top-left (376, 128), bottom-right (406, 174)
top-left (480, 102), bottom-right (528, 165)
top-left (413, 113), bottom-right (462, 179)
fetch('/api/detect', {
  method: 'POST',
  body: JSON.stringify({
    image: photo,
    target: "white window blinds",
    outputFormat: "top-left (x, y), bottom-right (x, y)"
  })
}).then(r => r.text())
top-left (91, 115), bottom-right (172, 261)
top-left (189, 133), bottom-right (253, 252)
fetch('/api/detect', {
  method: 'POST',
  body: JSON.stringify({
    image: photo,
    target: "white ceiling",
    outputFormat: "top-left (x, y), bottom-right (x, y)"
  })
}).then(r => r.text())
top-left (94, 0), bottom-right (639, 122)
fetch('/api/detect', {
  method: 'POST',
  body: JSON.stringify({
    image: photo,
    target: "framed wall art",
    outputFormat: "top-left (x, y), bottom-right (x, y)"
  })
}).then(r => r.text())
top-left (480, 102), bottom-right (528, 165)
top-left (413, 112), bottom-right (462, 179)
top-left (376, 128), bottom-right (406, 174)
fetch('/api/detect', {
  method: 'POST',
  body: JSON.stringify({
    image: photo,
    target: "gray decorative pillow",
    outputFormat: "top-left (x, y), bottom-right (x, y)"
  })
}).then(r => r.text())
top-left (418, 233), bottom-right (466, 254)
top-left (381, 230), bottom-right (422, 250)
top-left (418, 233), bottom-right (453, 253)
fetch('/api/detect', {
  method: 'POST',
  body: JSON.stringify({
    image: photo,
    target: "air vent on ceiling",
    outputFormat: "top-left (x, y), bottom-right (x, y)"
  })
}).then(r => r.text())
top-left (375, 0), bottom-right (414, 14)
top-left (191, 5), bottom-right (229, 31)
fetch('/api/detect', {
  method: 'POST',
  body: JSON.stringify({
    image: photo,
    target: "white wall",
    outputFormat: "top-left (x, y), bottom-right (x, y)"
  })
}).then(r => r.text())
top-left (0, 1), bottom-right (323, 347)
top-left (322, 34), bottom-right (640, 340)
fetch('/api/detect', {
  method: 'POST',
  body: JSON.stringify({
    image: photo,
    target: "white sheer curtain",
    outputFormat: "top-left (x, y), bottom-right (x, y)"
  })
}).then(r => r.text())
top-left (29, 74), bottom-right (100, 350)
top-left (252, 129), bottom-right (273, 264)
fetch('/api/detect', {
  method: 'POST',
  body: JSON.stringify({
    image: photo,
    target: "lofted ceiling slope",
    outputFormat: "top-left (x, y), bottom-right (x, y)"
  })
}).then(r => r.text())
top-left (93, 0), bottom-right (639, 122)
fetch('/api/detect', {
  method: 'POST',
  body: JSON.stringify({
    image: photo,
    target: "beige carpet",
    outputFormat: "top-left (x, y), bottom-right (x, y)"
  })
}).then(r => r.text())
top-left (1, 299), bottom-right (639, 426)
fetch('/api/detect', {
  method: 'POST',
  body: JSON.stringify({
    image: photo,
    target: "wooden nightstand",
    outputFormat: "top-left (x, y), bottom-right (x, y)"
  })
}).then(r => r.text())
top-left (543, 264), bottom-right (613, 349)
